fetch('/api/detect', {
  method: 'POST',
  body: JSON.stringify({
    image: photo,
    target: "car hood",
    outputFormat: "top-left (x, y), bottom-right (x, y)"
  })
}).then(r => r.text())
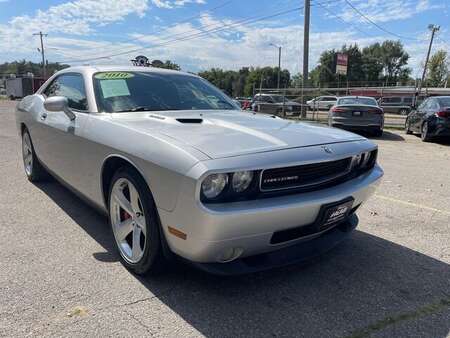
top-left (114, 110), bottom-right (364, 159)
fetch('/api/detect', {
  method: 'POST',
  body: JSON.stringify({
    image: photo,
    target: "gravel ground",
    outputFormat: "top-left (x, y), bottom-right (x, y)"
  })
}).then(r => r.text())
top-left (0, 100), bottom-right (449, 338)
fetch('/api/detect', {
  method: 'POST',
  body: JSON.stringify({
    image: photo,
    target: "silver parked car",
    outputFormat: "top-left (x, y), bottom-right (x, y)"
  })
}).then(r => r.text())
top-left (329, 96), bottom-right (385, 137)
top-left (16, 66), bottom-right (383, 275)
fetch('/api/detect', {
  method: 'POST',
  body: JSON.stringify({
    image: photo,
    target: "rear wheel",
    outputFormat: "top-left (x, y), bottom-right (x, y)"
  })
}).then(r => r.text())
top-left (108, 167), bottom-right (166, 275)
top-left (421, 122), bottom-right (432, 142)
top-left (399, 108), bottom-right (408, 115)
top-left (21, 130), bottom-right (49, 182)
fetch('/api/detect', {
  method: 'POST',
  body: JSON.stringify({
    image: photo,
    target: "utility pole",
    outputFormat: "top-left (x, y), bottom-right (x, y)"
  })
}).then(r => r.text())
top-left (277, 46), bottom-right (281, 90)
top-left (270, 43), bottom-right (282, 90)
top-left (301, 0), bottom-right (311, 118)
top-left (33, 31), bottom-right (48, 78)
top-left (416, 24), bottom-right (440, 106)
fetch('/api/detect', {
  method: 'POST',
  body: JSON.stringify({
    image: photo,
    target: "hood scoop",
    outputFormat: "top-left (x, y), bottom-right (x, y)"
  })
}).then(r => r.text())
top-left (176, 118), bottom-right (203, 124)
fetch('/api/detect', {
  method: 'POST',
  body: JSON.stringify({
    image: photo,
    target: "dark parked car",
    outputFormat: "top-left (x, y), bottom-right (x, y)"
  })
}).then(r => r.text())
top-left (329, 96), bottom-right (384, 136)
top-left (251, 94), bottom-right (302, 116)
top-left (378, 96), bottom-right (413, 115)
top-left (405, 96), bottom-right (450, 142)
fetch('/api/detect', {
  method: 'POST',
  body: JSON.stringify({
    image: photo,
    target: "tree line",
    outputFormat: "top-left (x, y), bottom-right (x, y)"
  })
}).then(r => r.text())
top-left (199, 40), bottom-right (449, 97)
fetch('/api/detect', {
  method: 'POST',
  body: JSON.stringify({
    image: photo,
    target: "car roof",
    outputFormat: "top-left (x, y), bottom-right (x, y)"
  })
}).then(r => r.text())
top-left (338, 96), bottom-right (375, 100)
top-left (55, 65), bottom-right (197, 78)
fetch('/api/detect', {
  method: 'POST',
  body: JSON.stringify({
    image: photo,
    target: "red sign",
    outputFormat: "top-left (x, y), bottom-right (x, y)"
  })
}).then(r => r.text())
top-left (336, 53), bottom-right (348, 75)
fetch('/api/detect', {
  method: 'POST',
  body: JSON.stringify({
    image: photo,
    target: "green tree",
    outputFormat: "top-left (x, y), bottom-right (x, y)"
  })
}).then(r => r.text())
top-left (361, 43), bottom-right (384, 85)
top-left (426, 50), bottom-right (448, 87)
top-left (151, 59), bottom-right (181, 70)
top-left (290, 73), bottom-right (303, 87)
top-left (0, 60), bottom-right (69, 77)
top-left (379, 40), bottom-right (410, 84)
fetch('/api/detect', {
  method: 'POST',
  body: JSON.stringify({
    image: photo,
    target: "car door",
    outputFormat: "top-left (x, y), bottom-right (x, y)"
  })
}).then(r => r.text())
top-left (36, 73), bottom-right (90, 185)
top-left (411, 99), bottom-right (429, 131)
top-left (314, 97), bottom-right (323, 109)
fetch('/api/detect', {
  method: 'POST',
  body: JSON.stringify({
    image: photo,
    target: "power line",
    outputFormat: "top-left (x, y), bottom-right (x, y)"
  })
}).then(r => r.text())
top-left (60, 6), bottom-right (303, 64)
top-left (314, 1), bottom-right (375, 39)
top-left (343, 0), bottom-right (426, 42)
top-left (57, 0), bottom-right (285, 62)
top-left (70, 0), bottom-right (235, 60)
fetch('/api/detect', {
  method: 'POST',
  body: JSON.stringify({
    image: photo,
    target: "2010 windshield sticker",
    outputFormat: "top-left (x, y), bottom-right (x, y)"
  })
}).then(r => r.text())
top-left (94, 72), bottom-right (134, 80)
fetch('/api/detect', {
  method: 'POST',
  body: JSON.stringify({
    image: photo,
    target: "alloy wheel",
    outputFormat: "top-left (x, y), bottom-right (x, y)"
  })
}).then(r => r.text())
top-left (22, 132), bottom-right (33, 176)
top-left (110, 178), bottom-right (147, 264)
top-left (421, 122), bottom-right (428, 141)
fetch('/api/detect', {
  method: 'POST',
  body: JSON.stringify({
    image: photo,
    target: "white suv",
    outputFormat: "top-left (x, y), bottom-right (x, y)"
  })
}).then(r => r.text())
top-left (307, 96), bottom-right (338, 110)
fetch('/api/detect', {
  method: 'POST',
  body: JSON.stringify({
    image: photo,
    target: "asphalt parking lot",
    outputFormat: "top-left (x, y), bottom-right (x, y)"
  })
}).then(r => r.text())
top-left (0, 100), bottom-right (449, 338)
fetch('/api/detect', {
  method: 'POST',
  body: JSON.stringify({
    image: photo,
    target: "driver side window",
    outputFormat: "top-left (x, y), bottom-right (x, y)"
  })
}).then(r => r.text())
top-left (43, 73), bottom-right (88, 111)
top-left (418, 100), bottom-right (428, 110)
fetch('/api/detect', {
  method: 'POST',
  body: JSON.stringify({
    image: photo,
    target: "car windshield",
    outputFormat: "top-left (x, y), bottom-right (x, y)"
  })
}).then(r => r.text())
top-left (93, 71), bottom-right (238, 113)
top-left (270, 96), bottom-right (286, 103)
top-left (438, 97), bottom-right (450, 107)
top-left (338, 97), bottom-right (377, 106)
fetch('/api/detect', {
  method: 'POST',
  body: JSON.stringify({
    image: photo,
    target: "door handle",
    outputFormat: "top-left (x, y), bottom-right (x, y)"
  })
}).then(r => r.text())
top-left (40, 113), bottom-right (48, 120)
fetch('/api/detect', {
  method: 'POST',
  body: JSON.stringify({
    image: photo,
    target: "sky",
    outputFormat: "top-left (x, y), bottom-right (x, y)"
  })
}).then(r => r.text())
top-left (0, 0), bottom-right (449, 76)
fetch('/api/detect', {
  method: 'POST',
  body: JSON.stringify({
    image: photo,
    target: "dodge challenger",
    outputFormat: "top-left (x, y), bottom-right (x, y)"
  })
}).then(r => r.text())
top-left (16, 66), bottom-right (383, 275)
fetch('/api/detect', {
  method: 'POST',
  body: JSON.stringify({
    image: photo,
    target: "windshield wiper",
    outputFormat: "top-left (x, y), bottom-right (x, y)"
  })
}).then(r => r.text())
top-left (114, 106), bottom-right (160, 113)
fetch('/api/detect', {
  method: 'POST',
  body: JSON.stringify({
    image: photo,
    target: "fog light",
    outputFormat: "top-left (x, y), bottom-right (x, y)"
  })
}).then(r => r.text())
top-left (217, 247), bottom-right (244, 263)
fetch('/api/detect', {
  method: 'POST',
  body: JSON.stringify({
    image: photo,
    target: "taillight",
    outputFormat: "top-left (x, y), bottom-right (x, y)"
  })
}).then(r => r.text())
top-left (368, 108), bottom-right (383, 114)
top-left (331, 107), bottom-right (347, 113)
top-left (436, 111), bottom-right (450, 118)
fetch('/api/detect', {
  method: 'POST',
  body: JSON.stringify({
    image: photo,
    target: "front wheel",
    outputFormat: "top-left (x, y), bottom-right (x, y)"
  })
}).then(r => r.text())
top-left (108, 167), bottom-right (166, 275)
top-left (399, 108), bottom-right (408, 115)
top-left (21, 130), bottom-right (49, 182)
top-left (421, 122), bottom-right (432, 142)
top-left (405, 118), bottom-right (412, 134)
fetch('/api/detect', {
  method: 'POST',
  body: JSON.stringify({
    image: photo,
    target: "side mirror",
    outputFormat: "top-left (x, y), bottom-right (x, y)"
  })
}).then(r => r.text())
top-left (43, 96), bottom-right (76, 121)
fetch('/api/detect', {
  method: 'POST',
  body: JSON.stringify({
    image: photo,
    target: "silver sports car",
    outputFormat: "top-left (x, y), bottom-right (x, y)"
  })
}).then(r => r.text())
top-left (16, 66), bottom-right (383, 275)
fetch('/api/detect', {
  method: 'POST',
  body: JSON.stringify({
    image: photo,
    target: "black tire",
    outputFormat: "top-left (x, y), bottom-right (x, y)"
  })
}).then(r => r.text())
top-left (399, 108), bottom-right (408, 115)
top-left (421, 122), bottom-right (432, 142)
top-left (21, 129), bottom-right (49, 182)
top-left (108, 167), bottom-right (166, 275)
top-left (405, 118), bottom-right (412, 134)
top-left (373, 128), bottom-right (383, 137)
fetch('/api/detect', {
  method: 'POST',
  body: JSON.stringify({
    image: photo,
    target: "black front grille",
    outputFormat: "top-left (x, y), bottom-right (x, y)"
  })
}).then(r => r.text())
top-left (260, 157), bottom-right (352, 191)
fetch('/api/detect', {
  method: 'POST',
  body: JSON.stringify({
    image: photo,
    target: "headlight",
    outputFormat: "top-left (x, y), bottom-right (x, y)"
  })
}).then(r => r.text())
top-left (201, 173), bottom-right (228, 199)
top-left (351, 153), bottom-right (363, 169)
top-left (232, 171), bottom-right (254, 192)
top-left (351, 150), bottom-right (377, 171)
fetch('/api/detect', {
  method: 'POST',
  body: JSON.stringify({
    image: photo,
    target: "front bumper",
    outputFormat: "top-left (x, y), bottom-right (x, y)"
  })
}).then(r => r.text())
top-left (190, 213), bottom-right (359, 275)
top-left (158, 164), bottom-right (383, 264)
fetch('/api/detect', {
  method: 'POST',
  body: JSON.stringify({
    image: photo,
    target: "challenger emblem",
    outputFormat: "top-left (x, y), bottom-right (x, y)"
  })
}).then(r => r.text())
top-left (264, 176), bottom-right (299, 184)
top-left (322, 145), bottom-right (333, 154)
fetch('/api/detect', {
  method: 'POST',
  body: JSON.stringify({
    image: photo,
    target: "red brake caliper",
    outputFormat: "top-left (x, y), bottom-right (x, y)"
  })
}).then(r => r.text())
top-left (121, 209), bottom-right (131, 222)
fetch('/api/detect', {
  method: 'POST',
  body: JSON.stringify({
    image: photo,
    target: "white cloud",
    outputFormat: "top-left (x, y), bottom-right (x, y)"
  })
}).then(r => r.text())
top-left (0, 3), bottom-right (439, 76)
top-left (151, 0), bottom-right (205, 9)
top-left (337, 0), bottom-right (443, 23)
top-left (60, 15), bottom-right (385, 74)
